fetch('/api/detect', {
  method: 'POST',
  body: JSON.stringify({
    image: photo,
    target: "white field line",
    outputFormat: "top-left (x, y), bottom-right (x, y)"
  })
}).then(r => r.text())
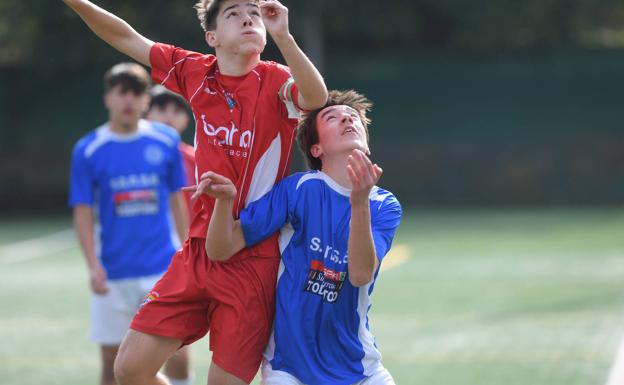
top-left (606, 334), bottom-right (624, 385)
top-left (381, 244), bottom-right (410, 272)
top-left (0, 228), bottom-right (76, 265)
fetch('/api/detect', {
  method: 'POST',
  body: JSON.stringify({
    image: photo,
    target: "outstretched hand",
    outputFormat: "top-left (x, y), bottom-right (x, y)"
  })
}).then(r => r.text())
top-left (347, 149), bottom-right (383, 204)
top-left (260, 0), bottom-right (290, 40)
top-left (182, 171), bottom-right (237, 201)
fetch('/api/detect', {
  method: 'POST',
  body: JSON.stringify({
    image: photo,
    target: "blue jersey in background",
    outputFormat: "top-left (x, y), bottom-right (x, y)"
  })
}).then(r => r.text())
top-left (69, 119), bottom-right (186, 280)
top-left (240, 170), bottom-right (402, 385)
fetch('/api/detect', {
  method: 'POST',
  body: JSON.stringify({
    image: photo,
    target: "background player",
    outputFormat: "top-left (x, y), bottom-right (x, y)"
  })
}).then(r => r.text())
top-left (146, 85), bottom-right (195, 216)
top-left (195, 90), bottom-right (402, 385)
top-left (69, 63), bottom-right (191, 385)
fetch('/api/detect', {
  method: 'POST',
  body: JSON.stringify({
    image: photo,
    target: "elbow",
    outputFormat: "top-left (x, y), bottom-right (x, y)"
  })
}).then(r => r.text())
top-left (348, 270), bottom-right (374, 287)
top-left (309, 90), bottom-right (329, 110)
top-left (300, 89), bottom-right (328, 111)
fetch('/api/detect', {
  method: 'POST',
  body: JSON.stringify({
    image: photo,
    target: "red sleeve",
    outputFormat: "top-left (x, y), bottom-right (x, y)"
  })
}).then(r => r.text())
top-left (149, 43), bottom-right (209, 100)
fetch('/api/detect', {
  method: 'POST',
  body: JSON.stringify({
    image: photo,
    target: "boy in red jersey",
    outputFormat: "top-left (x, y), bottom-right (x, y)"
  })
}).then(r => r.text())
top-left (147, 85), bottom-right (195, 216)
top-left (62, 1), bottom-right (328, 384)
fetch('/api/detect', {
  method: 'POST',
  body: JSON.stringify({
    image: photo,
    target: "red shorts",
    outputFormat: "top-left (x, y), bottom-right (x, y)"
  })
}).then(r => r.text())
top-left (131, 238), bottom-right (279, 383)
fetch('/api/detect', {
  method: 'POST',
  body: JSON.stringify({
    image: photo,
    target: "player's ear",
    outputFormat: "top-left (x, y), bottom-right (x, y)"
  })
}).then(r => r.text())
top-left (139, 94), bottom-right (150, 114)
top-left (206, 31), bottom-right (218, 48)
top-left (310, 144), bottom-right (322, 159)
top-left (103, 92), bottom-right (111, 110)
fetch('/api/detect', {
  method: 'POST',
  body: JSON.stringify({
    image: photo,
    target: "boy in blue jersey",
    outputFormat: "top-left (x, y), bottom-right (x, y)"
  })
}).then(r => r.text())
top-left (188, 90), bottom-right (402, 385)
top-left (69, 63), bottom-right (192, 385)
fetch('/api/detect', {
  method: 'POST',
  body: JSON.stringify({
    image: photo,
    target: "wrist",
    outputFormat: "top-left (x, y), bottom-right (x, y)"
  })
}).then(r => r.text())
top-left (350, 197), bottom-right (370, 210)
top-left (272, 32), bottom-right (294, 47)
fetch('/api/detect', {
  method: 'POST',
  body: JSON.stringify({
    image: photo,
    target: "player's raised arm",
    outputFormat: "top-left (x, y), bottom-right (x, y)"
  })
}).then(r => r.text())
top-left (260, 0), bottom-right (328, 110)
top-left (62, 0), bottom-right (154, 67)
top-left (346, 150), bottom-right (383, 287)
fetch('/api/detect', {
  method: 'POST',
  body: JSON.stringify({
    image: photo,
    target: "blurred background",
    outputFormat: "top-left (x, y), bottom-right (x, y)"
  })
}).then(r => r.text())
top-left (2, 1), bottom-right (624, 384)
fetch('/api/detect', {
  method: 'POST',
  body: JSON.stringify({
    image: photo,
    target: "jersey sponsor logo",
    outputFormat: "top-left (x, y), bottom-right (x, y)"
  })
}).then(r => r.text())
top-left (304, 259), bottom-right (346, 303)
top-left (113, 189), bottom-right (159, 217)
top-left (109, 173), bottom-right (160, 191)
top-left (200, 114), bottom-right (252, 153)
top-left (309, 236), bottom-right (349, 265)
top-left (144, 144), bottom-right (164, 165)
top-left (137, 291), bottom-right (159, 313)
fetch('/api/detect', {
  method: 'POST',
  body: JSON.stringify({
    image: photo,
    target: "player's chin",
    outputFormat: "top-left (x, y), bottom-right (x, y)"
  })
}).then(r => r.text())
top-left (237, 40), bottom-right (266, 54)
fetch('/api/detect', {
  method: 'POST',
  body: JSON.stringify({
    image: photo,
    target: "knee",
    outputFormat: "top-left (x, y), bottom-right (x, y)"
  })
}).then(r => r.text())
top-left (113, 352), bottom-right (140, 385)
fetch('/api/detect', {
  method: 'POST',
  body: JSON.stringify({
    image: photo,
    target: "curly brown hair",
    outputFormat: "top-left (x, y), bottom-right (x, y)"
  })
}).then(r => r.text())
top-left (296, 90), bottom-right (373, 171)
top-left (195, 0), bottom-right (259, 31)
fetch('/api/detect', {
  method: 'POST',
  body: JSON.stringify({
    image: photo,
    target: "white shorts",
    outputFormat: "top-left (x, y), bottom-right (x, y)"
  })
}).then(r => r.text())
top-left (90, 273), bottom-right (163, 345)
top-left (261, 360), bottom-right (396, 385)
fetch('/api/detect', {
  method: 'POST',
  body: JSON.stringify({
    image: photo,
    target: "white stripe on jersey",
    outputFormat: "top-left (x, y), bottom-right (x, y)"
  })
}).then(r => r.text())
top-left (160, 56), bottom-right (200, 86)
top-left (264, 223), bottom-right (293, 363)
top-left (84, 120), bottom-right (174, 158)
top-left (357, 282), bottom-right (383, 376)
top-left (245, 133), bottom-right (282, 205)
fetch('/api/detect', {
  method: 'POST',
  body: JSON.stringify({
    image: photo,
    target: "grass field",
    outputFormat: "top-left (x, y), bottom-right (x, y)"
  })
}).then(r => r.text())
top-left (2, 209), bottom-right (624, 385)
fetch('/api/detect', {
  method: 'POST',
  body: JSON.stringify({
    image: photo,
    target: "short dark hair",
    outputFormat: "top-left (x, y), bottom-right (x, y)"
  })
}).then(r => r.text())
top-left (195, 0), bottom-right (259, 31)
top-left (148, 85), bottom-right (190, 113)
top-left (103, 62), bottom-right (151, 95)
top-left (297, 90), bottom-right (373, 171)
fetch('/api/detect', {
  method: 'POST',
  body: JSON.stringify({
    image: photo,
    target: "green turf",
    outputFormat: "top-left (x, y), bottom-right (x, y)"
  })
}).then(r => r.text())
top-left (1, 209), bottom-right (624, 385)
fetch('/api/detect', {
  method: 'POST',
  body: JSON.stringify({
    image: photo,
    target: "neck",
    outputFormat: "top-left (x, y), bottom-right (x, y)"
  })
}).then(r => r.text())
top-left (109, 120), bottom-right (139, 134)
top-left (320, 153), bottom-right (353, 190)
top-left (216, 49), bottom-right (260, 76)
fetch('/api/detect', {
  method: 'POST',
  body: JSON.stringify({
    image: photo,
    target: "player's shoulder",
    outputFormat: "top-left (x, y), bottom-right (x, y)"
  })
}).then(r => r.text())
top-left (369, 186), bottom-right (402, 213)
top-left (72, 123), bottom-right (108, 158)
top-left (291, 170), bottom-right (322, 188)
top-left (257, 60), bottom-right (291, 77)
top-left (153, 42), bottom-right (216, 64)
top-left (140, 120), bottom-right (180, 148)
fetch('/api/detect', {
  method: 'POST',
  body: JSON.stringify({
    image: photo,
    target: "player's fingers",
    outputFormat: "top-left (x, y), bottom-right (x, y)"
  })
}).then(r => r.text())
top-left (181, 185), bottom-right (198, 192)
top-left (373, 164), bottom-right (383, 180)
top-left (191, 179), bottom-right (211, 200)
top-left (199, 171), bottom-right (213, 180)
top-left (346, 164), bottom-right (359, 186)
top-left (349, 153), bottom-right (366, 180)
top-left (208, 173), bottom-right (233, 185)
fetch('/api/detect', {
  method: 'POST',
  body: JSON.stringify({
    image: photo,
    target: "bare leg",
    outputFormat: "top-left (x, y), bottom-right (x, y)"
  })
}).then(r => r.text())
top-left (163, 346), bottom-right (191, 382)
top-left (207, 362), bottom-right (248, 385)
top-left (100, 345), bottom-right (119, 385)
top-left (114, 329), bottom-right (183, 385)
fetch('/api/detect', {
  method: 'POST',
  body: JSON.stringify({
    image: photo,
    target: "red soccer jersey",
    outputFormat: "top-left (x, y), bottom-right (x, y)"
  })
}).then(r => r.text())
top-left (150, 43), bottom-right (301, 261)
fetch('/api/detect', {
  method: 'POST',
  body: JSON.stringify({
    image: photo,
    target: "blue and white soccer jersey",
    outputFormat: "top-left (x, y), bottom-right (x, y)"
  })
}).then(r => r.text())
top-left (240, 171), bottom-right (402, 385)
top-left (69, 119), bottom-right (186, 280)
top-left (69, 120), bottom-right (186, 344)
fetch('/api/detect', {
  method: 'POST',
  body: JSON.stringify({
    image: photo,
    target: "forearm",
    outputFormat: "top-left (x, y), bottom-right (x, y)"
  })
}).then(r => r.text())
top-left (62, 0), bottom-right (153, 66)
top-left (273, 34), bottom-right (327, 110)
top-left (205, 198), bottom-right (245, 261)
top-left (170, 193), bottom-right (189, 243)
top-left (73, 206), bottom-right (99, 269)
top-left (347, 201), bottom-right (378, 287)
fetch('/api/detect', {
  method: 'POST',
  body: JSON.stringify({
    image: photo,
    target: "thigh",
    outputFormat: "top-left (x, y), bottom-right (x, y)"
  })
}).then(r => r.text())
top-left (90, 281), bottom-right (136, 345)
top-left (116, 329), bottom-right (183, 377)
top-left (131, 241), bottom-right (211, 345)
top-left (207, 256), bottom-right (280, 384)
